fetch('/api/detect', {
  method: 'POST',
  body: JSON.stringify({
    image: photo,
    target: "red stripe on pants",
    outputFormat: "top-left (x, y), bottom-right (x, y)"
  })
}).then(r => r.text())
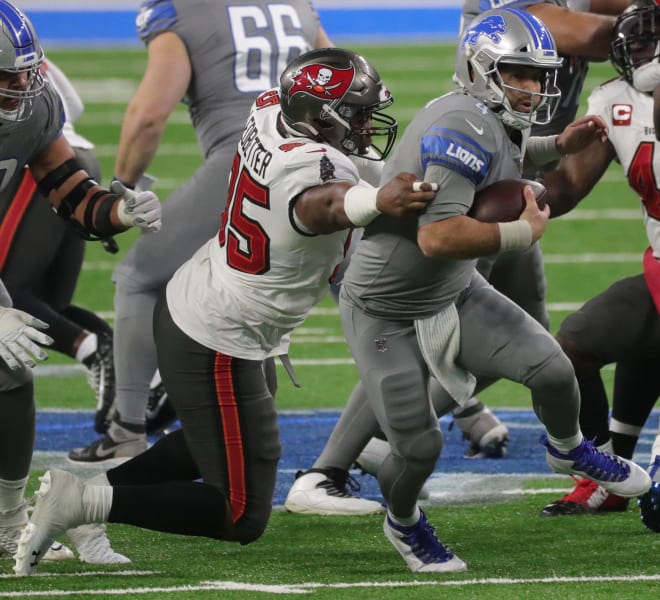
top-left (0, 169), bottom-right (37, 272)
top-left (213, 353), bottom-right (247, 522)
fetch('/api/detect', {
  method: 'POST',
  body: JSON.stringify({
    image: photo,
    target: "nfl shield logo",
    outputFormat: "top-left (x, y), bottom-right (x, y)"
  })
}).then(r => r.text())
top-left (374, 338), bottom-right (388, 353)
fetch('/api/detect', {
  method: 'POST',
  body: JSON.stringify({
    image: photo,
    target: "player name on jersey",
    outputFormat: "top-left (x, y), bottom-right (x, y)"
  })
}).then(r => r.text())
top-left (239, 116), bottom-right (273, 179)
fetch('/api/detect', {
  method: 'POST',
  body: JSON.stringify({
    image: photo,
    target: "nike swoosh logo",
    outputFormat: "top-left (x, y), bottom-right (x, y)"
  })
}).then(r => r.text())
top-left (465, 118), bottom-right (484, 136)
top-left (94, 441), bottom-right (119, 458)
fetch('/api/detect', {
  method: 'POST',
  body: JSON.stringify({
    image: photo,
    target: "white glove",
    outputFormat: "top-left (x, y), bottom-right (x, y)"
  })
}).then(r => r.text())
top-left (112, 180), bottom-right (162, 232)
top-left (0, 306), bottom-right (52, 370)
top-left (632, 61), bottom-right (660, 93)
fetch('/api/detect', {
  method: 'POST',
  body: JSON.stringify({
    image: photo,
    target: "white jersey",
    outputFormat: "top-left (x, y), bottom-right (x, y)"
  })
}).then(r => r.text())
top-left (166, 89), bottom-right (357, 359)
top-left (586, 78), bottom-right (660, 256)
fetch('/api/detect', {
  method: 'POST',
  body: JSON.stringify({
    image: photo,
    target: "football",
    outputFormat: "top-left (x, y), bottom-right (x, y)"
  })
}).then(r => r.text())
top-left (468, 179), bottom-right (547, 223)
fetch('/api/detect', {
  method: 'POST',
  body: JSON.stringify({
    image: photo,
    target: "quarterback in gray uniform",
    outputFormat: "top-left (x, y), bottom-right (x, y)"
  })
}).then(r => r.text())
top-left (299, 9), bottom-right (650, 574)
top-left (0, 0), bottom-right (160, 566)
top-left (68, 0), bottom-right (334, 462)
top-left (13, 48), bottom-right (438, 576)
top-left (453, 0), bottom-right (628, 453)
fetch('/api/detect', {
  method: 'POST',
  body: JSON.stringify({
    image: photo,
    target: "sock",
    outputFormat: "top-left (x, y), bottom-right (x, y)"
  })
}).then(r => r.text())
top-left (652, 434), bottom-right (660, 460)
top-left (82, 484), bottom-right (113, 523)
top-left (452, 397), bottom-right (481, 417)
top-left (76, 333), bottom-right (98, 362)
top-left (388, 506), bottom-right (421, 527)
top-left (87, 473), bottom-right (110, 487)
top-left (0, 477), bottom-right (28, 525)
top-left (546, 432), bottom-right (583, 452)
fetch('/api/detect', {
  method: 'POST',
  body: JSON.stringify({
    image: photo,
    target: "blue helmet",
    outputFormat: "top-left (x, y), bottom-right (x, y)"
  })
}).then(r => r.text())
top-left (0, 0), bottom-right (44, 123)
top-left (455, 8), bottom-right (562, 130)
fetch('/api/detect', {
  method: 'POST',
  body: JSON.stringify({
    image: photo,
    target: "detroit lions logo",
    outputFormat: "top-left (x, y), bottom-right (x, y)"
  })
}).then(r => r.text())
top-left (462, 14), bottom-right (507, 47)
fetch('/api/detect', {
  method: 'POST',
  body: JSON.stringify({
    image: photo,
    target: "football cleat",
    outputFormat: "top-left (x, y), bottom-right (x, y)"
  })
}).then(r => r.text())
top-left (355, 438), bottom-right (430, 500)
top-left (66, 523), bottom-right (130, 564)
top-left (451, 402), bottom-right (509, 458)
top-left (145, 372), bottom-right (177, 436)
top-left (540, 435), bottom-right (651, 497)
top-left (540, 476), bottom-right (628, 516)
top-left (284, 468), bottom-right (384, 515)
top-left (638, 481), bottom-right (660, 533)
top-left (14, 470), bottom-right (88, 576)
top-left (383, 509), bottom-right (467, 573)
top-left (0, 524), bottom-right (74, 561)
top-left (68, 418), bottom-right (147, 465)
top-left (82, 332), bottom-right (116, 434)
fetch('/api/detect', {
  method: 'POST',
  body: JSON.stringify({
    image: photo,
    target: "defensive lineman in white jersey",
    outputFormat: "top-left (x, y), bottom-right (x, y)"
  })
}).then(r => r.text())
top-left (14, 48), bottom-right (437, 575)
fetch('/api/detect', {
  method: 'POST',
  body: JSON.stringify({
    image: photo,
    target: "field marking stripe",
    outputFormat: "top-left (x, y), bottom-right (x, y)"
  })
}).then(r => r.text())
top-left (82, 252), bottom-right (644, 273)
top-left (4, 575), bottom-right (660, 596)
top-left (33, 361), bottom-right (617, 377)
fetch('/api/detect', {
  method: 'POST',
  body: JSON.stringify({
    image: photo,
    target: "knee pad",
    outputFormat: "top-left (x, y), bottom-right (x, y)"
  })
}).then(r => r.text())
top-left (526, 350), bottom-right (576, 396)
top-left (395, 426), bottom-right (444, 464)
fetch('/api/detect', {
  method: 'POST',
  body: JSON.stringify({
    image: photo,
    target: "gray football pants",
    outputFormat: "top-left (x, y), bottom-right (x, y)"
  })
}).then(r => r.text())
top-left (338, 272), bottom-right (579, 518)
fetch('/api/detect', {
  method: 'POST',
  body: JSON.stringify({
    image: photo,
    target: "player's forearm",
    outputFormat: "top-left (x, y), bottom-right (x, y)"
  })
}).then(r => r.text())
top-left (114, 110), bottom-right (166, 186)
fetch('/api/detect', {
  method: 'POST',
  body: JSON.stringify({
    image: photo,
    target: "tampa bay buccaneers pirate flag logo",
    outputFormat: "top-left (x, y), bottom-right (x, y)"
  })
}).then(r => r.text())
top-left (288, 63), bottom-right (355, 100)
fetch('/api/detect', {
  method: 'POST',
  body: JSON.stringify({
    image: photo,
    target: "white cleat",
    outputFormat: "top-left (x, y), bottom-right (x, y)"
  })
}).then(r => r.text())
top-left (0, 522), bottom-right (73, 562)
top-left (284, 469), bottom-right (384, 516)
top-left (14, 470), bottom-right (87, 576)
top-left (383, 509), bottom-right (467, 573)
top-left (67, 523), bottom-right (130, 565)
top-left (541, 435), bottom-right (651, 498)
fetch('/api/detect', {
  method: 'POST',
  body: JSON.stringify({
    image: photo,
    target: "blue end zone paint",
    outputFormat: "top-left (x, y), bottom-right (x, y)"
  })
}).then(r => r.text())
top-left (36, 410), bottom-right (659, 506)
top-left (25, 8), bottom-right (461, 46)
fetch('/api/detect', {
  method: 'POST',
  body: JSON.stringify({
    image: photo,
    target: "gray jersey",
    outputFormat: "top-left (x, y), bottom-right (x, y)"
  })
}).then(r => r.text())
top-left (0, 82), bottom-right (63, 202)
top-left (138, 0), bottom-right (320, 158)
top-left (341, 90), bottom-right (524, 319)
top-left (460, 0), bottom-right (589, 136)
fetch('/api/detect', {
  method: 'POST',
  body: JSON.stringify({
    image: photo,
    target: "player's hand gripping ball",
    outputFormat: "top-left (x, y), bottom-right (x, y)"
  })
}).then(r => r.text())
top-left (468, 179), bottom-right (547, 222)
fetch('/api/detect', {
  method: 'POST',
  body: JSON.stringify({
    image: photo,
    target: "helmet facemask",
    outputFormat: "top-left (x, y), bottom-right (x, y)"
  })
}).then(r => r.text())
top-left (315, 94), bottom-right (397, 160)
top-left (0, 64), bottom-right (44, 123)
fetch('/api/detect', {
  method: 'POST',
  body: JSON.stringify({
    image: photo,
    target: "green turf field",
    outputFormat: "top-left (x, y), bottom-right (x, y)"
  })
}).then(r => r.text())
top-left (2, 45), bottom-right (658, 599)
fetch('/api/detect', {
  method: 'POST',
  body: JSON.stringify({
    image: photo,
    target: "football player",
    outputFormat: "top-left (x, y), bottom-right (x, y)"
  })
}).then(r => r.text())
top-left (284, 0), bottom-right (628, 516)
top-left (535, 0), bottom-right (660, 522)
top-left (0, 0), bottom-right (160, 564)
top-left (67, 0), bottom-right (337, 463)
top-left (448, 0), bottom-right (631, 461)
top-left (1, 58), bottom-right (115, 437)
top-left (13, 47), bottom-right (437, 576)
top-left (291, 9), bottom-right (648, 573)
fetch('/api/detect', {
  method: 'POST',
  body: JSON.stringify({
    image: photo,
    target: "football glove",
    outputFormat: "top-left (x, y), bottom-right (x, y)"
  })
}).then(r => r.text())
top-left (0, 306), bottom-right (52, 370)
top-left (112, 180), bottom-right (162, 232)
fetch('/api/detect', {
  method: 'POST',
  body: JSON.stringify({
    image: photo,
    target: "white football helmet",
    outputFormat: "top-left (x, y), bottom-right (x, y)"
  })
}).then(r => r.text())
top-left (455, 8), bottom-right (562, 130)
top-left (0, 0), bottom-right (44, 123)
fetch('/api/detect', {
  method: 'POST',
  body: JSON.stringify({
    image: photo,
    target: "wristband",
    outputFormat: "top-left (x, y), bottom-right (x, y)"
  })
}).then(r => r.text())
top-left (344, 185), bottom-right (381, 227)
top-left (525, 135), bottom-right (562, 165)
top-left (112, 176), bottom-right (135, 190)
top-left (497, 220), bottom-right (533, 251)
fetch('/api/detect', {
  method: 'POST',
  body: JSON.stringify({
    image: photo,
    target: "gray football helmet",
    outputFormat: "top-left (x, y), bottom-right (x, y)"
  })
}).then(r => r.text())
top-left (455, 8), bottom-right (562, 130)
top-left (0, 0), bottom-right (44, 123)
top-left (279, 48), bottom-right (397, 160)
